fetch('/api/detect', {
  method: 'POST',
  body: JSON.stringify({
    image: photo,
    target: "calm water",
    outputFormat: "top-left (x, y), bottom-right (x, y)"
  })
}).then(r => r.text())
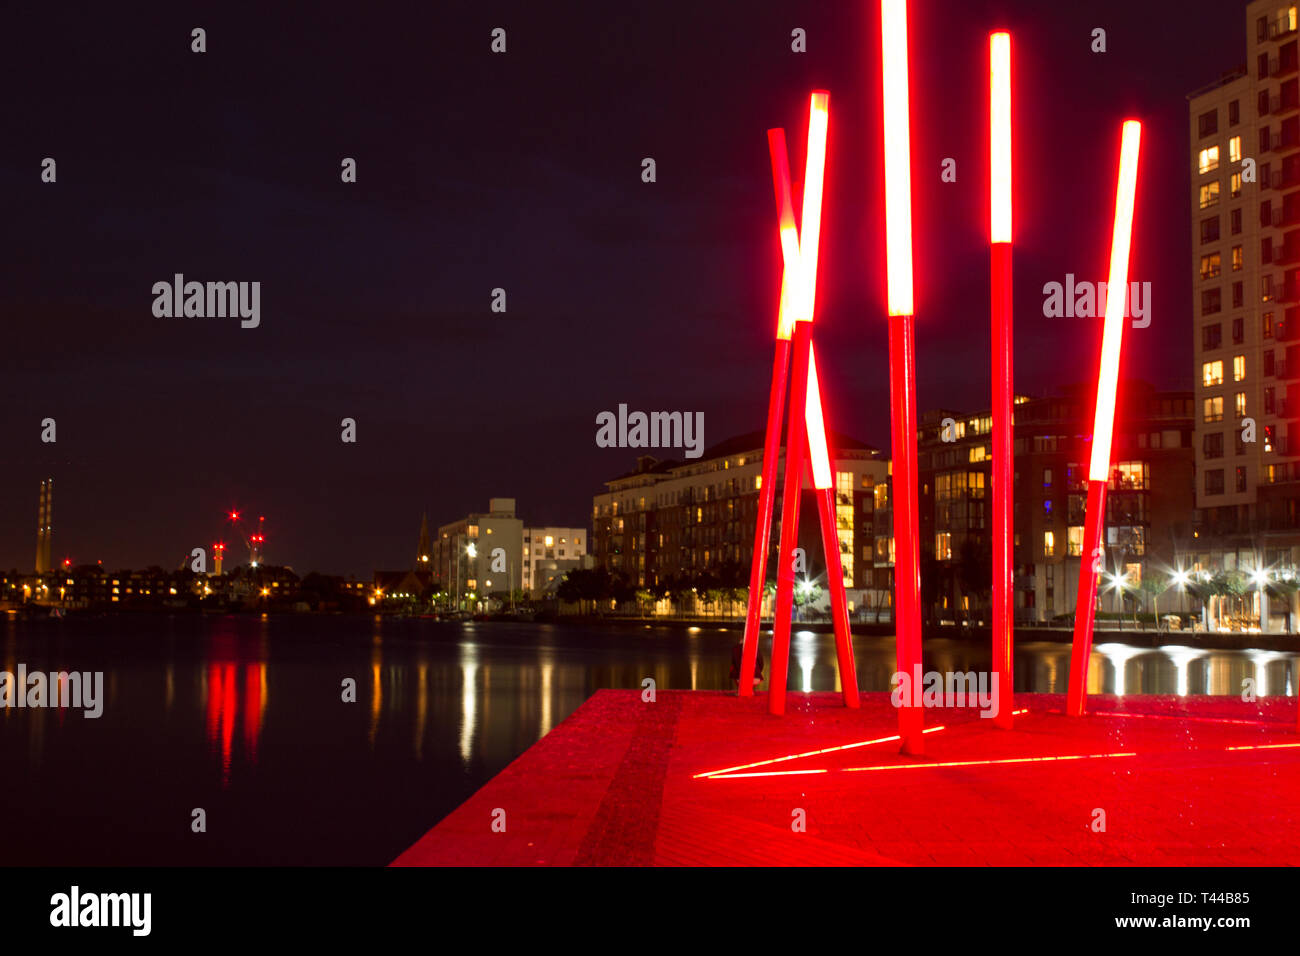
top-left (1, 613), bottom-right (1296, 865)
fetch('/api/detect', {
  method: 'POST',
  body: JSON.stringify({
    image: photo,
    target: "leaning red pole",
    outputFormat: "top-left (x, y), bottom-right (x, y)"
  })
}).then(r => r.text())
top-left (881, 0), bottom-right (923, 753)
top-left (806, 344), bottom-right (860, 707)
top-left (769, 321), bottom-right (813, 715)
top-left (740, 127), bottom-right (804, 694)
top-left (1068, 120), bottom-right (1143, 717)
top-left (989, 32), bottom-right (1014, 729)
top-left (739, 338), bottom-right (790, 695)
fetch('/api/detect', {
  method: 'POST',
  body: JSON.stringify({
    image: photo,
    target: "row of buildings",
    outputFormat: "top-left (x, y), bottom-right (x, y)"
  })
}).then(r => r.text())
top-left (373, 499), bottom-right (589, 609)
top-left (586, 383), bottom-right (1223, 627)
top-left (577, 2), bottom-right (1300, 634)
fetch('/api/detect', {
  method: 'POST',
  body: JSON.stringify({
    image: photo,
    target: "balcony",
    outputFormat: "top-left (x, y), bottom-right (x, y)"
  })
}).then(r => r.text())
top-left (1269, 17), bottom-right (1298, 41)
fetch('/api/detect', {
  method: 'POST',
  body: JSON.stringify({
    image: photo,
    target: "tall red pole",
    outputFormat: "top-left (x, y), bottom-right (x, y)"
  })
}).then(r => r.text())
top-left (740, 128), bottom-right (803, 694)
top-left (881, 0), bottom-right (923, 753)
top-left (769, 321), bottom-right (812, 715)
top-left (1067, 120), bottom-right (1142, 716)
top-left (989, 32), bottom-right (1014, 729)
top-left (888, 315), bottom-right (924, 751)
top-left (740, 339), bottom-right (790, 695)
top-left (1067, 480), bottom-right (1108, 715)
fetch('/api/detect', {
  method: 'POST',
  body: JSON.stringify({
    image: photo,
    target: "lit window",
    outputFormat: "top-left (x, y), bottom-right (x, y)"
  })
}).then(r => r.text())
top-left (1235, 391), bottom-right (1247, 418)
top-left (969, 445), bottom-right (988, 463)
top-left (1199, 181), bottom-right (1220, 209)
top-left (1204, 396), bottom-right (1224, 422)
top-left (1200, 253), bottom-right (1221, 279)
top-left (1233, 354), bottom-right (1246, 381)
top-left (1043, 531), bottom-right (1055, 558)
top-left (1198, 146), bottom-right (1219, 174)
top-left (1231, 172), bottom-right (1243, 197)
top-left (1202, 360), bottom-right (1224, 386)
top-left (1231, 245), bottom-right (1243, 271)
top-left (1229, 135), bottom-right (1242, 163)
top-left (935, 532), bottom-right (952, 561)
top-left (1067, 526), bottom-right (1084, 557)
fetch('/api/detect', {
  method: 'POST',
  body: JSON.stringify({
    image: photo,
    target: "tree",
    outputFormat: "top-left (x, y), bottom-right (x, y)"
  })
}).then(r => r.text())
top-left (1138, 574), bottom-right (1169, 631)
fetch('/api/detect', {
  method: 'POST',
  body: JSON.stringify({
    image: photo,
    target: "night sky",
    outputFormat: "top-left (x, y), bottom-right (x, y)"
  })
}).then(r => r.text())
top-left (0, 1), bottom-right (1246, 575)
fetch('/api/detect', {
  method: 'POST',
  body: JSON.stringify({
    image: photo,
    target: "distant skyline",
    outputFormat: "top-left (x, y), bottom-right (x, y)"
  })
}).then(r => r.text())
top-left (0, 1), bottom-right (1246, 574)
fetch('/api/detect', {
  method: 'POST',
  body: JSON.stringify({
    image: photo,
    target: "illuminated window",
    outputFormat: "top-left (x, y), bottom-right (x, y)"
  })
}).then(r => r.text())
top-left (1231, 245), bottom-right (1243, 271)
top-left (1202, 360), bottom-right (1224, 386)
top-left (935, 532), bottom-right (952, 561)
top-left (1236, 391), bottom-right (1247, 418)
top-left (1229, 135), bottom-right (1242, 163)
top-left (1233, 354), bottom-right (1246, 381)
top-left (1198, 145), bottom-right (1219, 174)
top-left (969, 445), bottom-right (988, 463)
top-left (1231, 172), bottom-right (1243, 198)
top-left (1043, 531), bottom-right (1055, 558)
top-left (1199, 181), bottom-right (1220, 208)
top-left (1067, 526), bottom-right (1084, 557)
top-left (1111, 462), bottom-right (1149, 490)
top-left (1200, 253), bottom-right (1221, 278)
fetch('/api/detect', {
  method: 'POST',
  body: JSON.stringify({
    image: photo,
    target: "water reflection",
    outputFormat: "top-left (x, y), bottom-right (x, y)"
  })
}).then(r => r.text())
top-left (2, 615), bottom-right (1299, 865)
top-left (203, 624), bottom-right (267, 787)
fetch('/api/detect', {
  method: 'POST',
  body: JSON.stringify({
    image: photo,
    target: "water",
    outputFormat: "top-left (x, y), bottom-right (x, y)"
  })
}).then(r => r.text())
top-left (1, 613), bottom-right (1295, 865)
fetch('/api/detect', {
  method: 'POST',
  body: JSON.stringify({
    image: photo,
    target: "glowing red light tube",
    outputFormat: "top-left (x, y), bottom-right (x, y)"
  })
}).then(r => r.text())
top-left (739, 127), bottom-right (802, 695)
top-left (880, 0), bottom-right (923, 753)
top-left (769, 321), bottom-right (812, 715)
top-left (990, 31), bottom-right (1014, 730)
top-left (1068, 120), bottom-right (1142, 718)
top-left (807, 345), bottom-right (860, 707)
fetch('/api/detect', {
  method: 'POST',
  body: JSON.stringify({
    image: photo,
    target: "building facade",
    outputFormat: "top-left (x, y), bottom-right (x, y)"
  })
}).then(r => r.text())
top-left (916, 384), bottom-right (1196, 625)
top-left (591, 432), bottom-right (891, 615)
top-left (1189, 1), bottom-right (1300, 629)
top-left (522, 527), bottom-right (587, 597)
top-left (431, 498), bottom-right (524, 607)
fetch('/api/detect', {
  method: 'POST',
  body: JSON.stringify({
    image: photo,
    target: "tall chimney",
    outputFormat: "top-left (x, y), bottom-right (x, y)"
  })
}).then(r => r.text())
top-left (44, 479), bottom-right (53, 572)
top-left (34, 481), bottom-right (47, 572)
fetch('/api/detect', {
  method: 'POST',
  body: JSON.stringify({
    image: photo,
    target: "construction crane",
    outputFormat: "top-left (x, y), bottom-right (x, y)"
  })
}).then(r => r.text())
top-left (224, 510), bottom-right (267, 567)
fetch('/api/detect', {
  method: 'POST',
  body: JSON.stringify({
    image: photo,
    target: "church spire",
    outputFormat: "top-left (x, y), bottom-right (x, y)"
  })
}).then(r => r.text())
top-left (416, 512), bottom-right (431, 569)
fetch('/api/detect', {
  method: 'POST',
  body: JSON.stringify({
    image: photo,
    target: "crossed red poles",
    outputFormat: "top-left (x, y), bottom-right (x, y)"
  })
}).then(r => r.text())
top-left (734, 0), bottom-right (1239, 743)
top-left (737, 92), bottom-right (859, 717)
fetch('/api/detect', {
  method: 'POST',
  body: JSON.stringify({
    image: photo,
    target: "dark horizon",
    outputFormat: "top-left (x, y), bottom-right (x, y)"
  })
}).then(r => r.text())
top-left (0, 1), bottom-right (1247, 575)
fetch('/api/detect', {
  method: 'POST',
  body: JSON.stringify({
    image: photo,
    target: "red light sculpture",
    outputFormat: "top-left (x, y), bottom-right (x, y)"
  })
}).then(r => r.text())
top-left (881, 0), bottom-right (924, 753)
top-left (739, 91), bottom-right (859, 715)
top-left (989, 31), bottom-right (1014, 729)
top-left (1067, 120), bottom-right (1143, 717)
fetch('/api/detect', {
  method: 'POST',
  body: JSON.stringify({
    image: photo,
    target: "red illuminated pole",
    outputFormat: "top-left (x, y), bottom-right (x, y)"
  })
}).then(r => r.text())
top-left (989, 32), bottom-right (1014, 729)
top-left (739, 130), bottom-right (801, 695)
top-left (770, 320), bottom-right (812, 715)
top-left (1068, 120), bottom-right (1143, 717)
top-left (807, 345), bottom-right (861, 707)
top-left (881, 0), bottom-right (923, 753)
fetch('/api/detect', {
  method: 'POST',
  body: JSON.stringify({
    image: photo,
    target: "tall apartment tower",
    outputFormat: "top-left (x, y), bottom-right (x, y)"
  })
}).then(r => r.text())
top-left (1189, 1), bottom-right (1300, 569)
top-left (34, 479), bottom-right (53, 572)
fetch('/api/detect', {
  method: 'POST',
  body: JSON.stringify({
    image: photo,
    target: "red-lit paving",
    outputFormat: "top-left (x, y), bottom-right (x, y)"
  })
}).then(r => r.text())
top-left (391, 690), bottom-right (1300, 866)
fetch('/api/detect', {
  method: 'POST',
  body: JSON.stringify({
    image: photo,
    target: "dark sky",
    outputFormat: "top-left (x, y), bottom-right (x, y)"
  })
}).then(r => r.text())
top-left (0, 1), bottom-right (1247, 575)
